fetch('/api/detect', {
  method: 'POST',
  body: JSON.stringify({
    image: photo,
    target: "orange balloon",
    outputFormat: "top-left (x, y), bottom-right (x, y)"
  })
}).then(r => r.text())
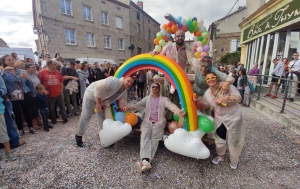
top-left (171, 25), bottom-right (178, 33)
top-left (163, 24), bottom-right (168, 30)
top-left (166, 27), bottom-right (172, 33)
top-left (125, 113), bottom-right (138, 126)
top-left (168, 121), bottom-right (180, 134)
top-left (195, 31), bottom-right (201, 37)
top-left (154, 38), bottom-right (159, 45)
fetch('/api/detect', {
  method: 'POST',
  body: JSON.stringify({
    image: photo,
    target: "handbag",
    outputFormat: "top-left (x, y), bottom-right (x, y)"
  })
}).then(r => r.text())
top-left (10, 70), bottom-right (24, 101)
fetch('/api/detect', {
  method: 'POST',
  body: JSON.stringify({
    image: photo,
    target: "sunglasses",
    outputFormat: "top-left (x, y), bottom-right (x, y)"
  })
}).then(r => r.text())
top-left (205, 76), bottom-right (217, 81)
top-left (176, 34), bottom-right (185, 38)
top-left (152, 86), bottom-right (160, 89)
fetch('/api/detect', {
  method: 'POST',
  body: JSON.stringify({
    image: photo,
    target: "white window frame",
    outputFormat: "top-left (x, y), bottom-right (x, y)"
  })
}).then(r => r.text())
top-left (83, 5), bottom-right (92, 21)
top-left (118, 38), bottom-right (124, 50)
top-left (64, 28), bottom-right (76, 45)
top-left (101, 11), bottom-right (109, 25)
top-left (103, 36), bottom-right (111, 48)
top-left (86, 32), bottom-right (95, 47)
top-left (60, 0), bottom-right (72, 15)
top-left (137, 23), bottom-right (140, 34)
top-left (116, 17), bottom-right (123, 29)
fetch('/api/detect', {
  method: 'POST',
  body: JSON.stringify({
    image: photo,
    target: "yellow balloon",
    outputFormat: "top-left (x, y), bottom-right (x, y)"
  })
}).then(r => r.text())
top-left (194, 52), bottom-right (200, 59)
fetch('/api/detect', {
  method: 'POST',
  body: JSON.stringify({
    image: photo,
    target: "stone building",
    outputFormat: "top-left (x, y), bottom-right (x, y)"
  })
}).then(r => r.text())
top-left (33, 0), bottom-right (131, 64)
top-left (208, 6), bottom-right (247, 65)
top-left (118, 0), bottom-right (160, 56)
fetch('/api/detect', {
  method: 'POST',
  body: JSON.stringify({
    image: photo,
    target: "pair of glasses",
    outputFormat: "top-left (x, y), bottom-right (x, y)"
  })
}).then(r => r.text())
top-left (176, 35), bottom-right (185, 38)
top-left (205, 76), bottom-right (217, 81)
top-left (152, 86), bottom-right (160, 89)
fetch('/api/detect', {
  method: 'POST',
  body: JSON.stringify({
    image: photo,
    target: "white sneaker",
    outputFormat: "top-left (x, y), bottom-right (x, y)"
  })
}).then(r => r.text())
top-left (230, 163), bottom-right (238, 169)
top-left (141, 160), bottom-right (151, 172)
top-left (135, 161), bottom-right (143, 174)
top-left (212, 156), bottom-right (224, 164)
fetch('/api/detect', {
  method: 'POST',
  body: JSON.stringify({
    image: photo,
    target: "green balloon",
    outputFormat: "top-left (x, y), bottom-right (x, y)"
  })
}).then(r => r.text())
top-left (194, 26), bottom-right (199, 32)
top-left (198, 36), bottom-right (203, 41)
top-left (186, 20), bottom-right (192, 26)
top-left (198, 115), bottom-right (214, 132)
top-left (173, 114), bottom-right (179, 121)
top-left (202, 32), bottom-right (208, 38)
top-left (192, 20), bottom-right (198, 26)
top-left (202, 39), bottom-right (207, 45)
top-left (156, 32), bottom-right (162, 40)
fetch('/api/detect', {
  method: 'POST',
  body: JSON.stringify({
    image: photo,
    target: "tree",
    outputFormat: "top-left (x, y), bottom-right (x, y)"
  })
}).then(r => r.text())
top-left (220, 52), bottom-right (241, 66)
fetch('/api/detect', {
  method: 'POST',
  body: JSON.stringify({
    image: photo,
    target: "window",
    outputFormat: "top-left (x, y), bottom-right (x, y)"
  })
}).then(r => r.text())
top-left (103, 36), bottom-right (111, 48)
top-left (83, 5), bottom-right (92, 21)
top-left (86, 33), bottom-right (95, 46)
top-left (148, 19), bottom-right (150, 23)
top-left (148, 29), bottom-right (151, 39)
top-left (118, 39), bottom-right (124, 50)
top-left (230, 39), bottom-right (241, 53)
top-left (101, 11), bottom-right (109, 25)
top-left (60, 0), bottom-right (72, 15)
top-left (148, 45), bottom-right (152, 52)
top-left (116, 17), bottom-right (122, 29)
top-left (137, 12), bottom-right (140, 20)
top-left (137, 23), bottom-right (140, 34)
top-left (64, 29), bottom-right (76, 44)
top-left (137, 47), bottom-right (142, 54)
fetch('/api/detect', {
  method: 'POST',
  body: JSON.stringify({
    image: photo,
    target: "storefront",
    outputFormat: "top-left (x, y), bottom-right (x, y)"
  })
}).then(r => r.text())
top-left (239, 0), bottom-right (300, 82)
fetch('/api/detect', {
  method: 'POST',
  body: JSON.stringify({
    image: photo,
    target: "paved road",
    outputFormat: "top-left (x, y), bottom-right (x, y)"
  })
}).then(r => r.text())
top-left (0, 106), bottom-right (299, 188)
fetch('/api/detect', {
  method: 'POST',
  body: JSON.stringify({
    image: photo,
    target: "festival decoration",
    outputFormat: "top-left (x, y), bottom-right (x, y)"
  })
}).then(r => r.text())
top-left (198, 115), bottom-right (214, 133)
top-left (125, 113), bottom-right (138, 126)
top-left (114, 53), bottom-right (198, 131)
top-left (115, 112), bottom-right (125, 123)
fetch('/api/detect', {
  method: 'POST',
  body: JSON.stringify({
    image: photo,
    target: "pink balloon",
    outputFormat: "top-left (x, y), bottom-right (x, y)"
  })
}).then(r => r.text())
top-left (193, 46), bottom-right (197, 52)
top-left (196, 41), bottom-right (202, 47)
top-left (201, 52), bottom-right (207, 57)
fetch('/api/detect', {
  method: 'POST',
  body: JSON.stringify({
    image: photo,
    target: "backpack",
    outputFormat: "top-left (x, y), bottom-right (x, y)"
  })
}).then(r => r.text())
top-left (247, 80), bottom-right (255, 92)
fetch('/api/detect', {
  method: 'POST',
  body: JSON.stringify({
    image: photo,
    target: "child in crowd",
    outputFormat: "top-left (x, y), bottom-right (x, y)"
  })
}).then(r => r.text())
top-left (243, 82), bottom-right (250, 107)
top-left (36, 84), bottom-right (53, 132)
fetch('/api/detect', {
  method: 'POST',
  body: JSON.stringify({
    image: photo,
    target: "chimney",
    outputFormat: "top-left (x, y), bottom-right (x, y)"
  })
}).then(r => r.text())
top-left (137, 1), bottom-right (143, 10)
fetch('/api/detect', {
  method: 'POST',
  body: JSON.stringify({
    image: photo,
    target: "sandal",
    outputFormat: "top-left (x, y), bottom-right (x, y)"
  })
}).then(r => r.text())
top-left (6, 151), bottom-right (17, 161)
top-left (11, 139), bottom-right (26, 149)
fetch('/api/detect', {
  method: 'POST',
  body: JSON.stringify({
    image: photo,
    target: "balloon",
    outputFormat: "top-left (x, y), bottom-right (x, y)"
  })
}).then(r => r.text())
top-left (200, 26), bottom-right (207, 33)
top-left (194, 52), bottom-right (200, 59)
top-left (198, 115), bottom-right (214, 133)
top-left (168, 121), bottom-right (180, 134)
top-left (166, 27), bottom-right (172, 33)
top-left (171, 25), bottom-right (178, 33)
top-left (188, 26), bottom-right (194, 32)
top-left (192, 20), bottom-right (198, 27)
top-left (168, 21), bottom-right (173, 28)
top-left (196, 41), bottom-right (202, 47)
top-left (163, 24), bottom-right (168, 30)
top-left (181, 19), bottom-right (186, 25)
top-left (135, 116), bottom-right (142, 126)
top-left (187, 17), bottom-right (192, 21)
top-left (173, 114), bottom-right (179, 121)
top-left (193, 46), bottom-right (197, 52)
top-left (124, 112), bottom-right (130, 115)
top-left (192, 17), bottom-right (198, 21)
top-left (203, 45), bottom-right (210, 52)
top-left (195, 31), bottom-right (201, 37)
top-left (159, 39), bottom-right (166, 46)
top-left (156, 32), bottom-right (162, 40)
top-left (178, 23), bottom-right (183, 29)
top-left (198, 19), bottom-right (204, 27)
top-left (155, 45), bottom-right (162, 52)
top-left (186, 19), bottom-right (192, 26)
top-left (154, 38), bottom-right (159, 45)
top-left (201, 52), bottom-right (207, 57)
top-left (167, 33), bottom-right (172, 37)
top-left (177, 16), bottom-right (182, 23)
top-left (135, 112), bottom-right (142, 118)
top-left (182, 25), bottom-right (188, 32)
top-left (115, 112), bottom-right (125, 123)
top-left (125, 113), bottom-right (138, 126)
top-left (194, 26), bottom-right (199, 32)
top-left (197, 46), bottom-right (203, 53)
top-left (198, 36), bottom-right (204, 41)
top-left (163, 35), bottom-right (168, 41)
top-left (202, 39), bottom-right (207, 45)
top-left (202, 32), bottom-right (208, 38)
top-left (160, 24), bottom-right (164, 30)
top-left (160, 29), bottom-right (167, 36)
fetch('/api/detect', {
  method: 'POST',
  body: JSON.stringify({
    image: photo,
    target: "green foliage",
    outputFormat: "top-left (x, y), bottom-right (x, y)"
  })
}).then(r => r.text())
top-left (220, 52), bottom-right (241, 66)
top-left (34, 51), bottom-right (38, 56)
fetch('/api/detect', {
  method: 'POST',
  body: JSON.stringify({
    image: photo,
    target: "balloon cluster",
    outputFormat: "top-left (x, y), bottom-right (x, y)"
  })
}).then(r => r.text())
top-left (173, 114), bottom-right (214, 133)
top-left (115, 112), bottom-right (142, 127)
top-left (153, 15), bottom-right (210, 59)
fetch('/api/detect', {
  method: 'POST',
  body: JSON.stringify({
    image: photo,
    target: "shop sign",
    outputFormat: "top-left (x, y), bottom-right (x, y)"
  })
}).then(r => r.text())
top-left (243, 0), bottom-right (300, 42)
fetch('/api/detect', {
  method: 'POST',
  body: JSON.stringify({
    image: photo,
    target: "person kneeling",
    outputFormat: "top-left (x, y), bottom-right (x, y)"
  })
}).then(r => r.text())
top-left (126, 83), bottom-right (186, 173)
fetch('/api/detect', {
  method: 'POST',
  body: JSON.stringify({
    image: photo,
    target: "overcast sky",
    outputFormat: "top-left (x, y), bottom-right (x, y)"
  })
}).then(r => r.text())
top-left (0, 0), bottom-right (246, 51)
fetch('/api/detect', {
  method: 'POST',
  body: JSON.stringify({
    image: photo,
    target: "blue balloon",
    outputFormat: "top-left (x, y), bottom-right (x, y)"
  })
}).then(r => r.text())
top-left (134, 116), bottom-right (142, 126)
top-left (167, 33), bottom-right (171, 37)
top-left (115, 112), bottom-right (125, 123)
top-left (177, 16), bottom-right (182, 23)
top-left (192, 17), bottom-right (197, 21)
top-left (178, 23), bottom-right (183, 29)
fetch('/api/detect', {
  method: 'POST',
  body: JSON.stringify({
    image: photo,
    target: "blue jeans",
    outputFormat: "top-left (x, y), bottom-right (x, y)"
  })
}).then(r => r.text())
top-left (38, 108), bottom-right (49, 128)
top-left (3, 101), bottom-right (20, 148)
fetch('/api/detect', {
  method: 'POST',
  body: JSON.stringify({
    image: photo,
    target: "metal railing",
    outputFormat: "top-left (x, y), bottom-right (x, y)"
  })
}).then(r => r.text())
top-left (251, 74), bottom-right (300, 116)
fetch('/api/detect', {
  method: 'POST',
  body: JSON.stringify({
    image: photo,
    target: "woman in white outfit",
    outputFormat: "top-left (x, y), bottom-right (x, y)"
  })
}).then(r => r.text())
top-left (127, 83), bottom-right (186, 173)
top-left (75, 76), bottom-right (134, 147)
top-left (197, 72), bottom-right (245, 169)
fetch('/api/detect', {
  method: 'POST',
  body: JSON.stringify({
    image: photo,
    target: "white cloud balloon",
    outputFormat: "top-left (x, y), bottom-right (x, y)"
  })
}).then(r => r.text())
top-left (99, 119), bottom-right (132, 147)
top-left (164, 128), bottom-right (210, 159)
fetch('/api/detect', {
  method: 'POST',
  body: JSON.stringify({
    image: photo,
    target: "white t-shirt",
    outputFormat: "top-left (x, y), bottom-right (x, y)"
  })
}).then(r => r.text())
top-left (288, 59), bottom-right (300, 76)
top-left (41, 60), bottom-right (47, 69)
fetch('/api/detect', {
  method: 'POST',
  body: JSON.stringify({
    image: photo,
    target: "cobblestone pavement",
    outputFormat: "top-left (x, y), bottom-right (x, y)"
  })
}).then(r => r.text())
top-left (0, 105), bottom-right (299, 188)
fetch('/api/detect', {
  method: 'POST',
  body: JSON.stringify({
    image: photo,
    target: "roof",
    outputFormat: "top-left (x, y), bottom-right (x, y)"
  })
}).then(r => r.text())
top-left (214, 6), bottom-right (246, 24)
top-left (129, 1), bottom-right (160, 25)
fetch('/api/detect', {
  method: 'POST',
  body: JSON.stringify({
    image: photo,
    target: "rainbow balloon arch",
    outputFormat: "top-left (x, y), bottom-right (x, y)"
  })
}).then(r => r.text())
top-left (153, 13), bottom-right (210, 58)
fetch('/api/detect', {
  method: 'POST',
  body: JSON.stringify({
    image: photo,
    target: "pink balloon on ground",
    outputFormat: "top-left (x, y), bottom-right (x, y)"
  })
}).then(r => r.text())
top-left (196, 41), bottom-right (202, 47)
